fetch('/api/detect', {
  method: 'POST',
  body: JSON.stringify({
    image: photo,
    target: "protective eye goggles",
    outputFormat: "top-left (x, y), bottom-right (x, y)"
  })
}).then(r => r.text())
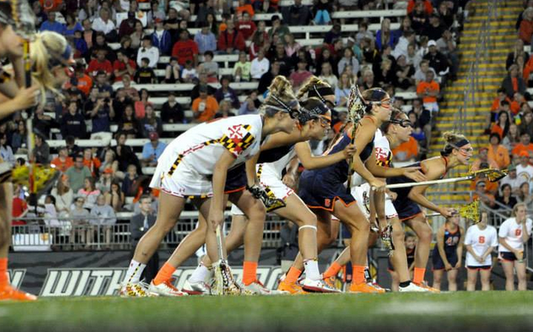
top-left (317, 115), bottom-right (332, 128)
top-left (269, 94), bottom-right (301, 119)
top-left (390, 119), bottom-right (413, 128)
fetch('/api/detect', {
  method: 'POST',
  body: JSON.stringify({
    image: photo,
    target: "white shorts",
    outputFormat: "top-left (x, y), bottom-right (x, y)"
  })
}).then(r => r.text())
top-left (231, 172), bottom-right (294, 216)
top-left (150, 157), bottom-right (213, 198)
top-left (350, 183), bottom-right (398, 220)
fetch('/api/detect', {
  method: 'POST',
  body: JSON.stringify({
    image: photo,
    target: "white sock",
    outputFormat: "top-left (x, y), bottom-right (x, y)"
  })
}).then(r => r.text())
top-left (189, 264), bottom-right (209, 283)
top-left (124, 260), bottom-right (146, 284)
top-left (303, 259), bottom-right (320, 280)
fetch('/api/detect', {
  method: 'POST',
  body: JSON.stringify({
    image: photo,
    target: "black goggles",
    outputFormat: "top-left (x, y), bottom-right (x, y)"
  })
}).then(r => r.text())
top-left (269, 94), bottom-right (300, 119)
top-left (390, 119), bottom-right (413, 128)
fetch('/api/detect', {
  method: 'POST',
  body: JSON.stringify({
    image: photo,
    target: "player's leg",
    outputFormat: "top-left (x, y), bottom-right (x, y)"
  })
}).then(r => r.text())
top-left (405, 215), bottom-right (432, 285)
top-left (480, 268), bottom-right (491, 291)
top-left (447, 268), bottom-right (458, 291)
top-left (501, 260), bottom-right (515, 291)
top-left (466, 268), bottom-right (478, 291)
top-left (515, 261), bottom-right (527, 291)
top-left (432, 269), bottom-right (443, 290)
top-left (390, 270), bottom-right (400, 292)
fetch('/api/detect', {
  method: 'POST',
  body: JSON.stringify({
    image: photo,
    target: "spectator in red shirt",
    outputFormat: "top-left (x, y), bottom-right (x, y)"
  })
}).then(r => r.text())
top-left (290, 59), bottom-right (313, 91)
top-left (171, 29), bottom-right (199, 66)
top-left (12, 184), bottom-right (28, 226)
top-left (237, 12), bottom-right (257, 40)
top-left (87, 50), bottom-right (113, 80)
top-left (512, 132), bottom-right (533, 157)
top-left (217, 20), bottom-right (246, 54)
top-left (407, 0), bottom-right (433, 15)
top-left (113, 49), bottom-right (137, 82)
top-left (83, 148), bottom-right (102, 178)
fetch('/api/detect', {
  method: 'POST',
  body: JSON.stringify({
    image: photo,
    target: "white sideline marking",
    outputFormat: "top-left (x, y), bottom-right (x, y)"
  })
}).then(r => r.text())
top-left (385, 302), bottom-right (532, 316)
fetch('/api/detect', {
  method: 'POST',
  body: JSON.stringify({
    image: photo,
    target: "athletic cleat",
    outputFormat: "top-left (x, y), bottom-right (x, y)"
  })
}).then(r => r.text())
top-left (242, 280), bottom-right (275, 295)
top-left (182, 279), bottom-right (211, 295)
top-left (399, 282), bottom-right (430, 292)
top-left (369, 281), bottom-right (390, 292)
top-left (413, 281), bottom-right (440, 293)
top-left (0, 284), bottom-right (37, 301)
top-left (349, 282), bottom-right (386, 293)
top-left (301, 278), bottom-right (341, 293)
top-left (277, 280), bottom-right (308, 294)
top-left (149, 281), bottom-right (188, 296)
top-left (322, 275), bottom-right (337, 289)
top-left (119, 281), bottom-right (157, 297)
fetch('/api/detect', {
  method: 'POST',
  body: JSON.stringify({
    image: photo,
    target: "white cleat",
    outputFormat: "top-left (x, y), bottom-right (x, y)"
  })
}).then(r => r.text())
top-left (119, 281), bottom-right (158, 297)
top-left (182, 280), bottom-right (212, 295)
top-left (242, 280), bottom-right (278, 295)
top-left (300, 278), bottom-right (341, 293)
top-left (399, 282), bottom-right (431, 292)
top-left (149, 281), bottom-right (188, 297)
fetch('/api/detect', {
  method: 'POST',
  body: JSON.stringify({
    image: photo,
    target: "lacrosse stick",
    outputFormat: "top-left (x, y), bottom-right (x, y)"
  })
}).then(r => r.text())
top-left (212, 224), bottom-right (242, 295)
top-left (346, 85), bottom-right (367, 190)
top-left (427, 200), bottom-right (480, 222)
top-left (385, 168), bottom-right (507, 190)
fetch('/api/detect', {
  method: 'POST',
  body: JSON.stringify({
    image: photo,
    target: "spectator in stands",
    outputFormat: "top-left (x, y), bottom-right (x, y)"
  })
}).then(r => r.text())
top-left (268, 15), bottom-right (290, 42)
top-left (66, 64), bottom-right (93, 96)
top-left (122, 164), bottom-right (140, 197)
top-left (114, 50), bottom-right (137, 82)
top-left (290, 59), bottom-right (312, 91)
top-left (392, 29), bottom-right (416, 60)
top-left (92, 8), bottom-right (117, 42)
top-left (503, 123), bottom-right (521, 153)
top-left (141, 132), bottom-right (167, 167)
top-left (191, 73), bottom-right (216, 101)
top-left (512, 132), bottom-right (533, 157)
top-left (501, 164), bottom-right (524, 195)
top-left (192, 85), bottom-right (219, 123)
top-left (88, 95), bottom-right (114, 134)
top-left (94, 71), bottom-right (114, 99)
top-left (283, 33), bottom-right (300, 58)
top-left (51, 175), bottom-right (74, 218)
top-left (217, 20), bottom-right (246, 54)
top-left (496, 184), bottom-right (518, 210)
top-left (214, 76), bottom-right (241, 109)
top-left (0, 134), bottom-right (14, 167)
top-left (195, 23), bottom-right (218, 55)
top-left (335, 72), bottom-right (352, 107)
top-left (422, 13), bottom-right (444, 42)
top-left (312, 0), bottom-right (332, 25)
top-left (488, 133), bottom-right (511, 170)
top-left (249, 22), bottom-right (269, 60)
top-left (118, 12), bottom-right (140, 40)
top-left (161, 93), bottom-right (185, 124)
top-left (83, 148), bottom-right (102, 178)
top-left (140, 105), bottom-right (163, 138)
top-left (257, 61), bottom-right (280, 94)
top-left (50, 147), bottom-right (74, 173)
top-left (516, 151), bottom-right (533, 182)
top-left (392, 134), bottom-right (419, 162)
top-left (239, 94), bottom-right (259, 115)
top-left (88, 32), bottom-right (117, 63)
top-left (129, 20), bottom-right (145, 50)
top-left (409, 0), bottom-right (429, 34)
top-left (436, 29), bottom-right (458, 80)
top-left (360, 69), bottom-right (380, 90)
top-left (237, 11), bottom-right (257, 41)
top-left (135, 58), bottom-right (157, 84)
top-left (73, 29), bottom-right (89, 59)
top-left (199, 51), bottom-right (220, 83)
top-left (76, 176), bottom-right (100, 211)
top-left (120, 74), bottom-right (138, 100)
top-left (214, 100), bottom-right (236, 119)
top-left (82, 18), bottom-right (96, 49)
top-left (131, 194), bottom-right (158, 282)
top-left (88, 194), bottom-right (116, 248)
top-left (506, 39), bottom-right (528, 71)
top-left (250, 49), bottom-right (270, 80)
top-left (519, 7), bottom-right (533, 45)
top-left (491, 110), bottom-right (511, 140)
top-left (87, 50), bottom-right (113, 80)
top-left (99, 149), bottom-right (119, 177)
top-left (423, 40), bottom-right (450, 82)
top-left (337, 47), bottom-right (360, 77)
top-left (236, 0), bottom-right (255, 16)
top-left (517, 183), bottom-right (533, 211)
top-left (117, 105), bottom-right (141, 139)
top-left (137, 36), bottom-right (160, 68)
top-left (181, 59), bottom-right (199, 83)
top-left (134, 88), bottom-right (153, 119)
top-left (376, 18), bottom-right (397, 51)
top-left (60, 101), bottom-right (87, 139)
top-left (471, 147), bottom-right (499, 172)
top-left (395, 55), bottom-right (416, 91)
top-left (233, 51), bottom-right (251, 82)
top-left (163, 57), bottom-right (180, 83)
top-left (416, 70), bottom-right (440, 113)
top-left (375, 58), bottom-right (396, 87)
top-left (106, 181), bottom-right (125, 212)
top-left (473, 180), bottom-right (496, 208)
top-left (97, 168), bottom-right (114, 194)
top-left (151, 18), bottom-right (172, 55)
top-left (319, 62), bottom-right (338, 90)
top-left (40, 11), bottom-right (66, 34)
top-left (32, 134), bottom-right (50, 165)
top-left (172, 29), bottom-right (199, 66)
top-left (65, 13), bottom-right (83, 40)
top-left (65, 154), bottom-right (91, 193)
top-left (519, 110), bottom-right (533, 138)
top-left (70, 196), bottom-right (90, 246)
top-left (502, 64), bottom-right (527, 98)
top-left (406, 42), bottom-right (422, 70)
top-left (115, 131), bottom-right (143, 175)
top-left (283, 0), bottom-right (311, 26)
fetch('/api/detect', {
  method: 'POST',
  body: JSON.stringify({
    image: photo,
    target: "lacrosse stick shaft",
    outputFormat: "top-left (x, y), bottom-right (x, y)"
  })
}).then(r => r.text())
top-left (385, 176), bottom-right (471, 189)
top-left (23, 39), bottom-right (35, 195)
top-left (215, 224), bottom-right (226, 262)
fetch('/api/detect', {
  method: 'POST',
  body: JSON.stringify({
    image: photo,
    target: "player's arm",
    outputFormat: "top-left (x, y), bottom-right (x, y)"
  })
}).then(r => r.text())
top-left (0, 85), bottom-right (38, 120)
top-left (365, 150), bottom-right (425, 182)
top-left (521, 220), bottom-right (531, 243)
top-left (245, 153), bottom-right (261, 186)
top-left (352, 120), bottom-right (381, 186)
top-left (282, 156), bottom-right (299, 188)
top-left (209, 150), bottom-right (235, 228)
top-left (259, 130), bottom-right (300, 151)
top-left (436, 226), bottom-right (450, 267)
top-left (294, 141), bottom-right (356, 170)
top-left (407, 163), bottom-right (454, 217)
top-left (499, 237), bottom-right (519, 256)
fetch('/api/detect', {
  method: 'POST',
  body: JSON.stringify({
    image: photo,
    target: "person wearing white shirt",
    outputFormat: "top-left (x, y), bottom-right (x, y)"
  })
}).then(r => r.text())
top-left (92, 8), bottom-right (116, 38)
top-left (498, 203), bottom-right (532, 291)
top-left (137, 36), bottom-right (160, 68)
top-left (464, 211), bottom-right (498, 291)
top-left (499, 165), bottom-right (525, 196)
top-left (515, 153), bottom-right (533, 183)
top-left (250, 50), bottom-right (270, 80)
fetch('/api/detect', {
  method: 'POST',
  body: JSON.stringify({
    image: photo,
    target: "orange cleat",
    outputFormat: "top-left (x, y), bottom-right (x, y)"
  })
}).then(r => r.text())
top-left (277, 280), bottom-right (308, 295)
top-left (349, 282), bottom-right (386, 294)
top-left (0, 284), bottom-right (37, 301)
top-left (413, 281), bottom-right (440, 293)
top-left (323, 276), bottom-right (337, 289)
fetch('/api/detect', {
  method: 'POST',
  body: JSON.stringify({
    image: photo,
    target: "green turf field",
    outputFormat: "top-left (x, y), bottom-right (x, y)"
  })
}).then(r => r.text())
top-left (1, 292), bottom-right (533, 332)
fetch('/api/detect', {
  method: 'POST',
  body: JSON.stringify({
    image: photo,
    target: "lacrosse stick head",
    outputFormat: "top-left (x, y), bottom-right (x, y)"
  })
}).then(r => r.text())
top-left (0, 0), bottom-right (36, 40)
top-left (346, 84), bottom-right (367, 128)
top-left (459, 200), bottom-right (480, 223)
top-left (469, 168), bottom-right (507, 183)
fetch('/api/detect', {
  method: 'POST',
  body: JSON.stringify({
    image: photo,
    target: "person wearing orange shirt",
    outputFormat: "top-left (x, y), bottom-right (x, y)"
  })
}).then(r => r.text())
top-left (64, 63), bottom-right (93, 96)
top-left (392, 135), bottom-right (419, 162)
top-left (416, 70), bottom-right (439, 113)
top-left (51, 147), bottom-right (74, 173)
top-left (82, 148), bottom-right (102, 177)
top-left (488, 133), bottom-right (511, 170)
top-left (192, 86), bottom-right (219, 123)
top-left (472, 180), bottom-right (496, 208)
top-left (236, 0), bottom-right (255, 17)
top-left (512, 132), bottom-right (533, 157)
top-left (470, 147), bottom-right (499, 171)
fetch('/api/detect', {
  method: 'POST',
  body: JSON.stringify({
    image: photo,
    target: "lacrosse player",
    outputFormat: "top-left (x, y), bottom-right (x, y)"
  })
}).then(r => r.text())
top-left (465, 211), bottom-right (497, 291)
top-left (432, 211), bottom-right (464, 291)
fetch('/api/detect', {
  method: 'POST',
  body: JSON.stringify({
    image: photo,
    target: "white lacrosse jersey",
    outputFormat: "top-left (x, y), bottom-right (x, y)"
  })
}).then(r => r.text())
top-left (498, 217), bottom-right (533, 252)
top-left (464, 224), bottom-right (498, 266)
top-left (351, 129), bottom-right (392, 187)
top-left (259, 147), bottom-right (296, 179)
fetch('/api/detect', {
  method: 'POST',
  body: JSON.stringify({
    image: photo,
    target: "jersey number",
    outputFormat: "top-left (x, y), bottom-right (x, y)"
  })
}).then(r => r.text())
top-left (478, 236), bottom-right (485, 244)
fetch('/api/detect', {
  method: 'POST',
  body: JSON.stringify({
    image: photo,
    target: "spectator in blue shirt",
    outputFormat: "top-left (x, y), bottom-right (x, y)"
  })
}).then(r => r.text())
top-left (194, 23), bottom-right (217, 55)
top-left (40, 11), bottom-right (66, 34)
top-left (151, 18), bottom-right (172, 55)
top-left (141, 132), bottom-right (167, 167)
top-left (89, 95), bottom-right (114, 134)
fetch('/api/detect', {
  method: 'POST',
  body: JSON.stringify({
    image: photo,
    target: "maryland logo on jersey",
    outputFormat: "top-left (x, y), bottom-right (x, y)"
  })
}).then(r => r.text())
top-left (219, 124), bottom-right (255, 155)
top-left (375, 147), bottom-right (392, 167)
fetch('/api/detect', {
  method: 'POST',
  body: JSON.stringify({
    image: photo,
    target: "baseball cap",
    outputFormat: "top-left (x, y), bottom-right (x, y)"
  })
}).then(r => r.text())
top-left (519, 150), bottom-right (529, 157)
top-left (149, 132), bottom-right (159, 140)
top-left (428, 40), bottom-right (437, 47)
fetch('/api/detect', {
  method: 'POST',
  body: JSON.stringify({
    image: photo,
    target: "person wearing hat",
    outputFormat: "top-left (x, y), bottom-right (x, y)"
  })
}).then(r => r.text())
top-left (516, 150), bottom-right (533, 183)
top-left (471, 146), bottom-right (499, 172)
top-left (192, 85), bottom-right (219, 123)
top-left (151, 18), bottom-right (172, 55)
top-left (500, 164), bottom-right (525, 196)
top-left (136, 36), bottom-right (159, 68)
top-left (422, 39), bottom-right (450, 83)
top-left (488, 132), bottom-right (511, 169)
top-left (141, 132), bottom-right (167, 167)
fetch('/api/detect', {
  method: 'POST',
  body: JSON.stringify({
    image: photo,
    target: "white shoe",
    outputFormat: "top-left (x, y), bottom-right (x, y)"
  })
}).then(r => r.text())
top-left (300, 278), bottom-right (341, 293)
top-left (119, 281), bottom-right (158, 297)
top-left (182, 279), bottom-right (212, 295)
top-left (242, 280), bottom-right (278, 295)
top-left (149, 281), bottom-right (188, 296)
top-left (399, 282), bottom-right (430, 292)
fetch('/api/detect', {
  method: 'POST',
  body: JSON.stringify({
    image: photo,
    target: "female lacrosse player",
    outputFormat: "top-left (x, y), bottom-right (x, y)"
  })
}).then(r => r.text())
top-left (465, 211), bottom-right (498, 291)
top-left (387, 131), bottom-right (472, 291)
top-left (121, 76), bottom-right (301, 297)
top-left (155, 78), bottom-right (356, 295)
top-left (432, 212), bottom-right (464, 291)
top-left (498, 203), bottom-right (532, 291)
top-left (320, 109), bottom-right (428, 292)
top-left (389, 232), bottom-right (417, 292)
